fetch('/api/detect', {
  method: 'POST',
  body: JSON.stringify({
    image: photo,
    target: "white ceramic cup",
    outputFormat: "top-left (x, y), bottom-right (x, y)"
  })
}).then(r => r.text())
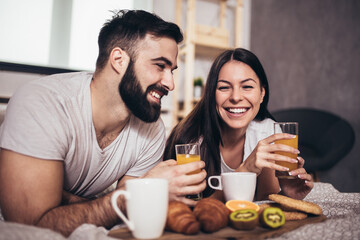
top-left (208, 172), bottom-right (256, 202)
top-left (111, 178), bottom-right (169, 239)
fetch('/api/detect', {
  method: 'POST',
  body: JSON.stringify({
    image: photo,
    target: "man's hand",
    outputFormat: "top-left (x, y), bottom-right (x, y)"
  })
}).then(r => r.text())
top-left (142, 160), bottom-right (207, 206)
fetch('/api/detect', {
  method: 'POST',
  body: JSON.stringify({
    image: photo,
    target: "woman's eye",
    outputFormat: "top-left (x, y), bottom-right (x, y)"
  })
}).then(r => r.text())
top-left (217, 86), bottom-right (230, 90)
top-left (243, 85), bottom-right (254, 89)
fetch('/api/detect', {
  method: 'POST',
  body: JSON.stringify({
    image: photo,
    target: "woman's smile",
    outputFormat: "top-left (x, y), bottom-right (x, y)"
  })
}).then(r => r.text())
top-left (216, 60), bottom-right (265, 129)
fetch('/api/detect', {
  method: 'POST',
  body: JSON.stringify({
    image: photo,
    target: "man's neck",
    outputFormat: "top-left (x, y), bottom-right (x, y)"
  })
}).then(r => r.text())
top-left (95, 116), bottom-right (130, 149)
top-left (90, 73), bottom-right (130, 149)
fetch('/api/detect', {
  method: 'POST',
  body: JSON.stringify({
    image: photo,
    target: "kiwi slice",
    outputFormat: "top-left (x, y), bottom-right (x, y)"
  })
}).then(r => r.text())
top-left (229, 209), bottom-right (259, 230)
top-left (260, 207), bottom-right (285, 229)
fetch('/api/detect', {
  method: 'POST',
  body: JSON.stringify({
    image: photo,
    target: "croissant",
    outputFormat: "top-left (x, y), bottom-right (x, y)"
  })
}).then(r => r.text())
top-left (193, 198), bottom-right (230, 233)
top-left (166, 201), bottom-right (200, 235)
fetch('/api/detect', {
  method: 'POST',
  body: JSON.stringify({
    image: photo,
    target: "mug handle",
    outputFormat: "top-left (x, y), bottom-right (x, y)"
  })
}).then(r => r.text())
top-left (111, 190), bottom-right (135, 231)
top-left (208, 176), bottom-right (222, 190)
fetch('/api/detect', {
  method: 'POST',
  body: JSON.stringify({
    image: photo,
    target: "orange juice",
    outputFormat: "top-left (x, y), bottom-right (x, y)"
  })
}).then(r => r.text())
top-left (175, 143), bottom-right (202, 200)
top-left (274, 135), bottom-right (299, 171)
top-left (176, 154), bottom-right (201, 174)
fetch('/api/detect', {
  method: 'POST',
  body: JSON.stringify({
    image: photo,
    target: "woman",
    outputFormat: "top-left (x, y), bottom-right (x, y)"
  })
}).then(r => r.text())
top-left (164, 48), bottom-right (313, 201)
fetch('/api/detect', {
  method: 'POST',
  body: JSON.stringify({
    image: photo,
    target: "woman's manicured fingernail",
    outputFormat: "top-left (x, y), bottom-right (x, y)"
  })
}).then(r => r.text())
top-left (292, 158), bottom-right (298, 163)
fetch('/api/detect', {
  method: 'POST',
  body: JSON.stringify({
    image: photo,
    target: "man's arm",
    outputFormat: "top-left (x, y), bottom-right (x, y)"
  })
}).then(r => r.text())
top-left (116, 175), bottom-right (138, 189)
top-left (0, 149), bottom-right (122, 236)
top-left (0, 149), bottom-right (63, 224)
top-left (61, 190), bottom-right (88, 205)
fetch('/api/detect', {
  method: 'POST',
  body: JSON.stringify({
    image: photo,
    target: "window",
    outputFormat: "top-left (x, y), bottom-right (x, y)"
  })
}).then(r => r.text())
top-left (0, 0), bottom-right (153, 71)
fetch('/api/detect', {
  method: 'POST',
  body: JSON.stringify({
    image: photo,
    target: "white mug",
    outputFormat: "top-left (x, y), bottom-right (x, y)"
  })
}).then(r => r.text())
top-left (208, 172), bottom-right (256, 202)
top-left (111, 178), bottom-right (169, 239)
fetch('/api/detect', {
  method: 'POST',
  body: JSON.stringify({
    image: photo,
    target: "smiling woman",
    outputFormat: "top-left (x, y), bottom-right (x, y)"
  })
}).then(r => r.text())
top-left (0, 0), bottom-right (152, 71)
top-left (164, 48), bottom-right (314, 202)
top-left (215, 60), bottom-right (265, 130)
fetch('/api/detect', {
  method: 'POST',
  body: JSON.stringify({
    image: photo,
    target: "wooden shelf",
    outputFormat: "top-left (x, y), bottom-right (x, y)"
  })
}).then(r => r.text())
top-left (171, 0), bottom-right (243, 127)
top-left (179, 37), bottom-right (229, 58)
top-left (194, 24), bottom-right (229, 49)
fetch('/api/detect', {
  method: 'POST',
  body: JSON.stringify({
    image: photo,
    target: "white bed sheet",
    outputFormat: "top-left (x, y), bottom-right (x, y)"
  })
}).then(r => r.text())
top-left (0, 211), bottom-right (121, 240)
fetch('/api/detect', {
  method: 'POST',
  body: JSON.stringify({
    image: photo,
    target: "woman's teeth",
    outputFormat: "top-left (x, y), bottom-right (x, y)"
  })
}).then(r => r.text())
top-left (228, 108), bottom-right (247, 113)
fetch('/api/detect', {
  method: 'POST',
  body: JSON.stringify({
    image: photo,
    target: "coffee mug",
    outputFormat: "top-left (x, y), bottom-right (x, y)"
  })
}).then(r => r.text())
top-left (208, 172), bottom-right (256, 202)
top-left (111, 178), bottom-right (169, 239)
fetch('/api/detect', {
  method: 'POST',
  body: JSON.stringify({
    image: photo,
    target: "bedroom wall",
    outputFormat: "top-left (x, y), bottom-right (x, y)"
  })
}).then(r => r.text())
top-left (250, 0), bottom-right (360, 192)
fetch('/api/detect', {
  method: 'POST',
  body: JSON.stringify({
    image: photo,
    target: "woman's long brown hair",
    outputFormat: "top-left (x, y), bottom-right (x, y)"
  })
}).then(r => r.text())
top-left (164, 48), bottom-right (274, 197)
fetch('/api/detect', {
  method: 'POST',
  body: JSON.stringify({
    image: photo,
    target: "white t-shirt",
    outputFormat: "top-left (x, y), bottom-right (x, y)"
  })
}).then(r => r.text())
top-left (0, 72), bottom-right (166, 198)
top-left (221, 118), bottom-right (276, 172)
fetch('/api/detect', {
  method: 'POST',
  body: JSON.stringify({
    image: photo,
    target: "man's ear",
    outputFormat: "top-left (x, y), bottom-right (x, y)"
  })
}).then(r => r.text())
top-left (109, 47), bottom-right (129, 74)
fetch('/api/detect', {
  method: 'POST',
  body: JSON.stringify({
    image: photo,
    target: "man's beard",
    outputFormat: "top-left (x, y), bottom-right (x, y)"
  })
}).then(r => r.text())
top-left (119, 60), bottom-right (167, 123)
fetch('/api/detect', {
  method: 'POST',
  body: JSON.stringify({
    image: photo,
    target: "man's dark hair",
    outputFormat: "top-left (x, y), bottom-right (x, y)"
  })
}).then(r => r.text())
top-left (96, 9), bottom-right (183, 70)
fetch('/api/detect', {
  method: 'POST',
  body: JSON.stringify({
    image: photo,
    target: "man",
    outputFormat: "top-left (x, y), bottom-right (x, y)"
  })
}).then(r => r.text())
top-left (0, 10), bottom-right (206, 236)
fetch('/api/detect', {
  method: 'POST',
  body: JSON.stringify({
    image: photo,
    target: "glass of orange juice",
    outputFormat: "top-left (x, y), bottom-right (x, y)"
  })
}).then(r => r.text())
top-left (274, 122), bottom-right (299, 179)
top-left (175, 143), bottom-right (202, 200)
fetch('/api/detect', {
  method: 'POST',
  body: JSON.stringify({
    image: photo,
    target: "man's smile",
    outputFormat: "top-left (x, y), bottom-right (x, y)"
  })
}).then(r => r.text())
top-left (148, 87), bottom-right (168, 104)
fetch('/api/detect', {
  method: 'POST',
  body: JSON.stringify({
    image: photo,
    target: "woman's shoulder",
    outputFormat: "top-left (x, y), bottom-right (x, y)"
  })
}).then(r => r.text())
top-left (249, 118), bottom-right (276, 130)
top-left (246, 118), bottom-right (276, 139)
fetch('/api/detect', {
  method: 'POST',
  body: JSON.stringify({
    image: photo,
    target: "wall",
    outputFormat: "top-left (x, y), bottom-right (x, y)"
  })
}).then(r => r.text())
top-left (251, 0), bottom-right (360, 192)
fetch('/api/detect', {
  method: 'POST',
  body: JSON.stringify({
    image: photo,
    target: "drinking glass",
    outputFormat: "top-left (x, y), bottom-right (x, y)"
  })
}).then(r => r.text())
top-left (175, 143), bottom-right (202, 200)
top-left (274, 122), bottom-right (299, 179)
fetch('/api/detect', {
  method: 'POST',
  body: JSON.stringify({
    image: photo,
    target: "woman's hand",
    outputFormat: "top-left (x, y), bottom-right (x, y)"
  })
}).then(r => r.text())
top-left (142, 160), bottom-right (207, 206)
top-left (238, 133), bottom-right (299, 175)
top-left (278, 156), bottom-right (313, 200)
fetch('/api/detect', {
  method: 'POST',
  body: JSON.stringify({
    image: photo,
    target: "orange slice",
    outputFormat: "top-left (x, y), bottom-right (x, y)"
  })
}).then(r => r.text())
top-left (225, 200), bottom-right (260, 212)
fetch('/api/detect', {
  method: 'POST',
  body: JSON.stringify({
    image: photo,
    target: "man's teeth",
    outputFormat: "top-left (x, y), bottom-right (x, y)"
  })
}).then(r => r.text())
top-left (150, 91), bottom-right (160, 99)
top-left (228, 108), bottom-right (247, 113)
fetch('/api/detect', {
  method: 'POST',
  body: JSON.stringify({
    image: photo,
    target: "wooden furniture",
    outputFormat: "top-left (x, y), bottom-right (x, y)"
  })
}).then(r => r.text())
top-left (171, 0), bottom-right (244, 126)
top-left (108, 215), bottom-right (327, 239)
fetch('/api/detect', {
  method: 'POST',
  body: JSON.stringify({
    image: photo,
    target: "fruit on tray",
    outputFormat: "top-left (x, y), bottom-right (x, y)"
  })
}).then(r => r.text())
top-left (229, 209), bottom-right (259, 230)
top-left (225, 200), bottom-right (260, 212)
top-left (259, 207), bottom-right (286, 229)
top-left (259, 203), bottom-right (308, 221)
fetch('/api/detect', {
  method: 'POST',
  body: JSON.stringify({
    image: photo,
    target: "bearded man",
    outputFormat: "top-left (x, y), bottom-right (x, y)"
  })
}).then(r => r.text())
top-left (0, 10), bottom-right (206, 236)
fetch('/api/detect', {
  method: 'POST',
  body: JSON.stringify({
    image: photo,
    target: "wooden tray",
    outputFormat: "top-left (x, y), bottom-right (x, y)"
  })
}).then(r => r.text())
top-left (108, 214), bottom-right (327, 239)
